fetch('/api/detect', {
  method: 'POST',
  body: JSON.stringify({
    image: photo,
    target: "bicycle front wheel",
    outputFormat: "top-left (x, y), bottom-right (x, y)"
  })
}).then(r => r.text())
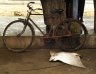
top-left (3, 20), bottom-right (35, 52)
top-left (54, 19), bottom-right (88, 51)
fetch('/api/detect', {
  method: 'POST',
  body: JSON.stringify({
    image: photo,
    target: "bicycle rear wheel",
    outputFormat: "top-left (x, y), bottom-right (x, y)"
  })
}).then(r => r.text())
top-left (3, 20), bottom-right (35, 52)
top-left (54, 18), bottom-right (88, 51)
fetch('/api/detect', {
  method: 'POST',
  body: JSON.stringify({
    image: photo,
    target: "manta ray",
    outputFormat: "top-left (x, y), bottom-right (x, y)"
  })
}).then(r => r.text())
top-left (49, 51), bottom-right (86, 68)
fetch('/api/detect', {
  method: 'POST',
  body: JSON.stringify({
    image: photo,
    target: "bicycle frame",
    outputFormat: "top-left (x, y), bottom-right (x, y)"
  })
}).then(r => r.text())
top-left (18, 9), bottom-right (47, 37)
top-left (18, 3), bottom-right (70, 38)
top-left (19, 2), bottom-right (65, 38)
top-left (28, 14), bottom-right (45, 36)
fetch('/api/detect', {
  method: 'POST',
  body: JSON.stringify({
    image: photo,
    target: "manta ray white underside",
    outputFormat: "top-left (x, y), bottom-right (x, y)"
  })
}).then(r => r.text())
top-left (49, 51), bottom-right (86, 68)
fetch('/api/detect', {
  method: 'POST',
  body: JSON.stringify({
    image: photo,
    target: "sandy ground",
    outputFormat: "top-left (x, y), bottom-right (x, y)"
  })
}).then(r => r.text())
top-left (0, 48), bottom-right (96, 74)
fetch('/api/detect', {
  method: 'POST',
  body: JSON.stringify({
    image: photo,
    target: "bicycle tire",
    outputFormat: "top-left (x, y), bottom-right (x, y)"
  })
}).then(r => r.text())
top-left (53, 18), bottom-right (88, 51)
top-left (3, 19), bottom-right (35, 52)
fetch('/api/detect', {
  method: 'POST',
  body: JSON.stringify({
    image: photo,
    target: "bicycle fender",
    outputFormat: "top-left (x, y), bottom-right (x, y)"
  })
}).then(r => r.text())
top-left (18, 18), bottom-right (25, 21)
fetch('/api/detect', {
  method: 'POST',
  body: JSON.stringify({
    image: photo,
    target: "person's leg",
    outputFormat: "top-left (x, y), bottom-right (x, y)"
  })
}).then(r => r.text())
top-left (66, 1), bottom-right (70, 18)
top-left (73, 0), bottom-right (79, 19)
top-left (46, 25), bottom-right (51, 34)
top-left (66, 0), bottom-right (73, 18)
top-left (78, 0), bottom-right (85, 21)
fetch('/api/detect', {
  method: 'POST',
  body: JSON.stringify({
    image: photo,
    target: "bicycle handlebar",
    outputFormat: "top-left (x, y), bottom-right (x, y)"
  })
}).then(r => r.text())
top-left (27, 2), bottom-right (42, 11)
top-left (27, 2), bottom-right (35, 10)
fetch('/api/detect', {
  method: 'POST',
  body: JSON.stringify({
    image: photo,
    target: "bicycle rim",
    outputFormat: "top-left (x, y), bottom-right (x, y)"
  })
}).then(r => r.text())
top-left (3, 20), bottom-right (35, 52)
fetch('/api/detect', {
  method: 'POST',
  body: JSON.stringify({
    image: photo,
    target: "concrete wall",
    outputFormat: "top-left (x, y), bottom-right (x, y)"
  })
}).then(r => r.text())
top-left (0, 35), bottom-right (96, 49)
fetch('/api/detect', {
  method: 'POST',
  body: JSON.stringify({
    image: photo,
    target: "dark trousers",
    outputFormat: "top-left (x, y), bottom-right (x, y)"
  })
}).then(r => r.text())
top-left (66, 0), bottom-right (85, 21)
top-left (66, 0), bottom-right (73, 18)
top-left (78, 0), bottom-right (85, 21)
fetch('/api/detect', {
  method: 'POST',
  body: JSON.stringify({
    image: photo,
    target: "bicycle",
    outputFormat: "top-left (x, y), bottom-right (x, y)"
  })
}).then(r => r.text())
top-left (3, 2), bottom-right (88, 52)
